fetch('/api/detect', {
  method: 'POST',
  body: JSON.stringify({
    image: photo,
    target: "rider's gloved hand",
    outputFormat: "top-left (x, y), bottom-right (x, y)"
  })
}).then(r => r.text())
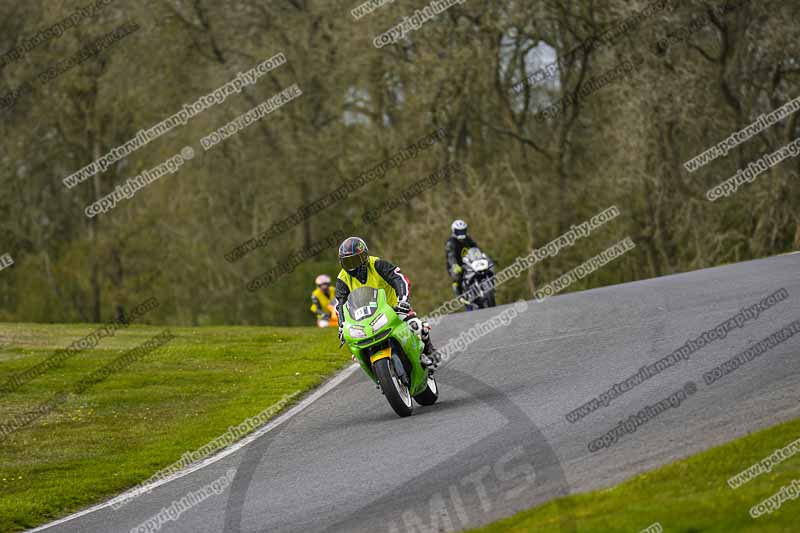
top-left (394, 300), bottom-right (412, 315)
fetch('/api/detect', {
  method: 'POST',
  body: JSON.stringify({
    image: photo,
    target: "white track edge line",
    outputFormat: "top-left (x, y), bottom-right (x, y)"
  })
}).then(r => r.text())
top-left (27, 363), bottom-right (359, 532)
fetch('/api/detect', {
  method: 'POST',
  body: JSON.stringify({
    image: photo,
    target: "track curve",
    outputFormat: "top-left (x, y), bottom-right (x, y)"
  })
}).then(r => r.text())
top-left (32, 254), bottom-right (800, 533)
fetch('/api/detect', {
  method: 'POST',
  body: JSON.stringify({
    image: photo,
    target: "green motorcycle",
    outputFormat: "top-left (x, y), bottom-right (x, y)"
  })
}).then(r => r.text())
top-left (341, 287), bottom-right (439, 417)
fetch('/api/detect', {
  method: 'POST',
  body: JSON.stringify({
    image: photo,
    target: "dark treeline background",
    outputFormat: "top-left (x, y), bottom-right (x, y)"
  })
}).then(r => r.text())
top-left (0, 0), bottom-right (798, 326)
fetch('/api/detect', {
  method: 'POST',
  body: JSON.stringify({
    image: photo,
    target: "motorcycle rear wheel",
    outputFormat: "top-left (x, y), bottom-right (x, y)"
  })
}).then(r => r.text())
top-left (413, 374), bottom-right (439, 406)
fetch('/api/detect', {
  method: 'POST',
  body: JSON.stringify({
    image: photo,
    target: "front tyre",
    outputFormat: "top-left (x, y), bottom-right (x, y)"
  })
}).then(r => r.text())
top-left (374, 358), bottom-right (413, 417)
top-left (414, 374), bottom-right (439, 406)
top-left (486, 291), bottom-right (496, 308)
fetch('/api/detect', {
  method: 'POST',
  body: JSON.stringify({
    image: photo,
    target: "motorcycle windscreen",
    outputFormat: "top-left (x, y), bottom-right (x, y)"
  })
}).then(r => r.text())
top-left (346, 287), bottom-right (380, 321)
top-left (463, 247), bottom-right (483, 263)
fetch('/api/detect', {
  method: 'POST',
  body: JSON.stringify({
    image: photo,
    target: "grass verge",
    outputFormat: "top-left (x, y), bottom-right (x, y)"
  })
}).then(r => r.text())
top-left (469, 417), bottom-right (800, 532)
top-left (0, 322), bottom-right (348, 532)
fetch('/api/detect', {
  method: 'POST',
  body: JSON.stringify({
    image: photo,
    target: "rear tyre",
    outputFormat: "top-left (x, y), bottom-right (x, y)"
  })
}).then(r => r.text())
top-left (413, 374), bottom-right (439, 406)
top-left (374, 358), bottom-right (413, 417)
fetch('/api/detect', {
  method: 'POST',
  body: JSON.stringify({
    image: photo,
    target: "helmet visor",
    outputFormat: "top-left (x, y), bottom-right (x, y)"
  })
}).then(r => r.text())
top-left (454, 228), bottom-right (467, 240)
top-left (340, 252), bottom-right (367, 272)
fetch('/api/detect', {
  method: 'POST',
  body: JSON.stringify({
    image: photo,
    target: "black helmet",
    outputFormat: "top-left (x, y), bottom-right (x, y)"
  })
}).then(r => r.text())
top-left (338, 237), bottom-right (369, 273)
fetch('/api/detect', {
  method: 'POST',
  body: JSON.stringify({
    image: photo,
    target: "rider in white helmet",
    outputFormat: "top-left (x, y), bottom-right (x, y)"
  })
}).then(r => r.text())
top-left (445, 219), bottom-right (479, 303)
top-left (310, 274), bottom-right (335, 322)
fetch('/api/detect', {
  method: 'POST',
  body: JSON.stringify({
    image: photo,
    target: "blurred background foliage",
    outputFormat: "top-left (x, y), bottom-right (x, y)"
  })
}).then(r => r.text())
top-left (0, 0), bottom-right (798, 326)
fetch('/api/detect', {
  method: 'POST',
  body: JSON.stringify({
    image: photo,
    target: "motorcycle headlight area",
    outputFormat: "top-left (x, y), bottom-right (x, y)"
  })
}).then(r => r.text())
top-left (348, 325), bottom-right (367, 338)
top-left (370, 313), bottom-right (388, 330)
top-left (472, 259), bottom-right (489, 271)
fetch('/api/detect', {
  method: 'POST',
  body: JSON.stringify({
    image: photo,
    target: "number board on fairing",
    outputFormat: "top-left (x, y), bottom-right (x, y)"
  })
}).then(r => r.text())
top-left (352, 303), bottom-right (377, 321)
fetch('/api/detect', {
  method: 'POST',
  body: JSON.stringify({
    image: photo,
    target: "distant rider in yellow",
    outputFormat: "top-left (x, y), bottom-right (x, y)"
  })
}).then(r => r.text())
top-left (310, 274), bottom-right (335, 322)
top-left (334, 236), bottom-right (441, 367)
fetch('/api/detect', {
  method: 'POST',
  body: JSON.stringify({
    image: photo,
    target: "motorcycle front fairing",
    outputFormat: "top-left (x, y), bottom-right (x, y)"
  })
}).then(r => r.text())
top-left (342, 287), bottom-right (428, 396)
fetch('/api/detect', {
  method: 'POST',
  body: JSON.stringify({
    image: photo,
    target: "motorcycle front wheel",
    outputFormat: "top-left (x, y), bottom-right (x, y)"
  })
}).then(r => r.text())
top-left (486, 291), bottom-right (496, 307)
top-left (374, 358), bottom-right (413, 417)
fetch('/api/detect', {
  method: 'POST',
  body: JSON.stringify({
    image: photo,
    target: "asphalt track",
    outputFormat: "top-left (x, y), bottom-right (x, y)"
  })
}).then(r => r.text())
top-left (32, 253), bottom-right (800, 533)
